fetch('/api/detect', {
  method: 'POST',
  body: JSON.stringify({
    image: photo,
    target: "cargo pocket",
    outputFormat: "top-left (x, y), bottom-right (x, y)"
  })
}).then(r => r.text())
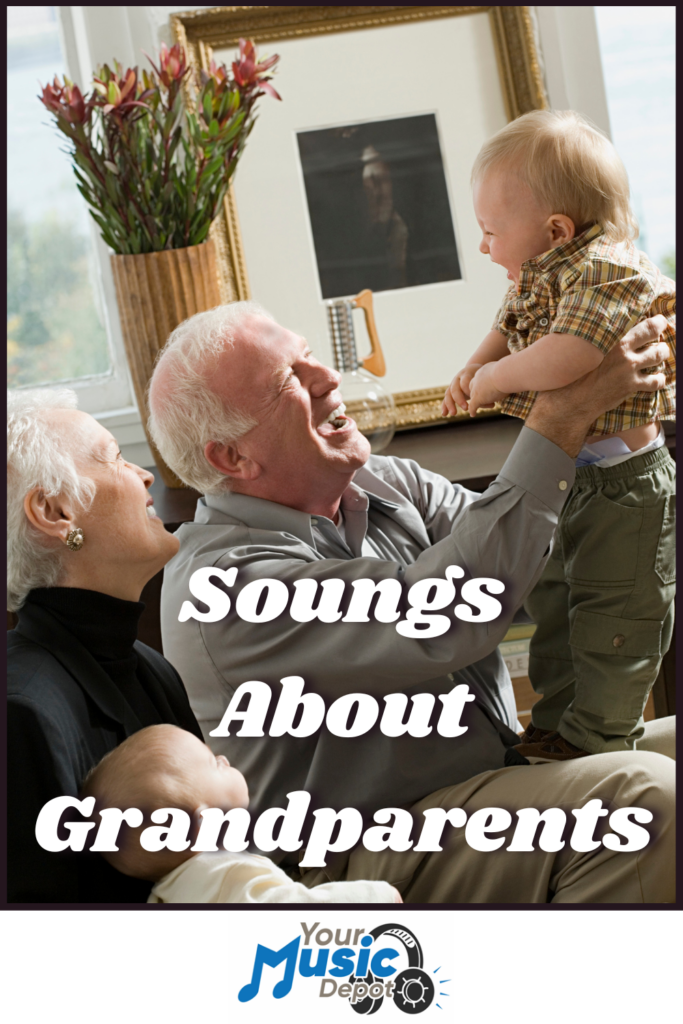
top-left (564, 491), bottom-right (642, 586)
top-left (570, 609), bottom-right (662, 658)
top-left (655, 495), bottom-right (676, 585)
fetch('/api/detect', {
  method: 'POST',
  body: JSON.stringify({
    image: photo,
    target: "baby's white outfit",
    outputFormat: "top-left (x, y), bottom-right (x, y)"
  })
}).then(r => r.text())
top-left (148, 850), bottom-right (396, 904)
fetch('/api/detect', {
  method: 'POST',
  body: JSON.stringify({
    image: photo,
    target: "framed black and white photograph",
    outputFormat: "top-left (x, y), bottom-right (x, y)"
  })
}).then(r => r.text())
top-left (173, 6), bottom-right (547, 426)
top-left (297, 114), bottom-right (462, 299)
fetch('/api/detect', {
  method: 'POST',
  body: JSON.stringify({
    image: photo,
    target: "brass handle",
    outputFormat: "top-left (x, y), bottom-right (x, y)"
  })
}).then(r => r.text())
top-left (353, 288), bottom-right (386, 377)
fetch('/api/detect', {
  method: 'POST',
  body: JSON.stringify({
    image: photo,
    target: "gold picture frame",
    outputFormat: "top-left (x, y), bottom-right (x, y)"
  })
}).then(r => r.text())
top-left (171, 6), bottom-right (547, 429)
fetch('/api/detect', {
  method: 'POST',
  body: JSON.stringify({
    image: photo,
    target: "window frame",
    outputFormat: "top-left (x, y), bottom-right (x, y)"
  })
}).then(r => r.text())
top-left (8, 6), bottom-right (142, 433)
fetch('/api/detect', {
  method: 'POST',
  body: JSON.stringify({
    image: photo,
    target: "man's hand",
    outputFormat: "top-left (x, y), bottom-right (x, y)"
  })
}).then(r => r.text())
top-left (526, 315), bottom-right (670, 457)
top-left (467, 362), bottom-right (508, 416)
top-left (442, 364), bottom-right (483, 416)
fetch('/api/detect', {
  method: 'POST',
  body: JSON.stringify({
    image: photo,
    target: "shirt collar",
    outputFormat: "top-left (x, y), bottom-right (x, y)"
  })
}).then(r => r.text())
top-left (519, 223), bottom-right (604, 281)
top-left (199, 479), bottom-right (399, 548)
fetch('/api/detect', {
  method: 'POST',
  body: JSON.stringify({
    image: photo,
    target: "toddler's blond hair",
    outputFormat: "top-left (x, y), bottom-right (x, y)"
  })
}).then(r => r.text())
top-left (472, 109), bottom-right (638, 243)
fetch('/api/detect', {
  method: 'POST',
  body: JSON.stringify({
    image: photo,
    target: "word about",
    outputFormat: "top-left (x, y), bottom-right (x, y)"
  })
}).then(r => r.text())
top-left (209, 677), bottom-right (476, 739)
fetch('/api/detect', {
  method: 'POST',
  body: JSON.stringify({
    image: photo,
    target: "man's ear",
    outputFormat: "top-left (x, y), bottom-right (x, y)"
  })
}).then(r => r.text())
top-left (23, 487), bottom-right (76, 544)
top-left (548, 214), bottom-right (576, 246)
top-left (204, 441), bottom-right (262, 482)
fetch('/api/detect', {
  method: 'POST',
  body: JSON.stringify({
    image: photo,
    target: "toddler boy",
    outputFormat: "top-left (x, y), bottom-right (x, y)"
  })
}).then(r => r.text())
top-left (443, 109), bottom-right (675, 762)
top-left (81, 724), bottom-right (401, 903)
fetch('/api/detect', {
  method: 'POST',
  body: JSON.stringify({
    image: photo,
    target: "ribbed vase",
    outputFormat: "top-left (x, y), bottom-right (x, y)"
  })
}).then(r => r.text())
top-left (110, 239), bottom-right (223, 488)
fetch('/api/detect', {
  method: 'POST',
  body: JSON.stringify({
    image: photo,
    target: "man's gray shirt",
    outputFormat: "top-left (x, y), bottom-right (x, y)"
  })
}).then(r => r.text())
top-left (161, 427), bottom-right (575, 829)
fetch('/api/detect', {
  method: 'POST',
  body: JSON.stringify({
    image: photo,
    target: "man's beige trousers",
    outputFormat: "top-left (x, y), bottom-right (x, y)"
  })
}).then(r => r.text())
top-left (298, 717), bottom-right (675, 904)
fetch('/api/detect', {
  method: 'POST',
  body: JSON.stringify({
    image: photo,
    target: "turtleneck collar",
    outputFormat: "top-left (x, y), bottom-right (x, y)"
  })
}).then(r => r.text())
top-left (25, 588), bottom-right (145, 663)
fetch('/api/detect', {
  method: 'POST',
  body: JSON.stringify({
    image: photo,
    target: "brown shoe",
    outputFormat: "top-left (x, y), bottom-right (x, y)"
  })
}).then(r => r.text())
top-left (505, 731), bottom-right (590, 766)
top-left (517, 723), bottom-right (554, 745)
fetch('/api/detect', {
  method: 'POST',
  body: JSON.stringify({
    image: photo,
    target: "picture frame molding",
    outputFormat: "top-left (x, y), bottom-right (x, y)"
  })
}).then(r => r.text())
top-left (171, 5), bottom-right (547, 429)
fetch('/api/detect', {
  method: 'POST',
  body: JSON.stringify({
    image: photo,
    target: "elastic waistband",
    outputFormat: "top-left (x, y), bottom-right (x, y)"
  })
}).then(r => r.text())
top-left (574, 443), bottom-right (673, 483)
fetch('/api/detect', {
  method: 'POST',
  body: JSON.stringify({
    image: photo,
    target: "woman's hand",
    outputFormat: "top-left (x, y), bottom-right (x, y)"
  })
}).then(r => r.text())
top-left (467, 362), bottom-right (507, 416)
top-left (442, 364), bottom-right (483, 417)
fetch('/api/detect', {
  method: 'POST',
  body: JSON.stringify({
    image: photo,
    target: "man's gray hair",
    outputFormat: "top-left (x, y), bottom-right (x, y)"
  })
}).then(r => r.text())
top-left (7, 389), bottom-right (96, 612)
top-left (148, 301), bottom-right (273, 494)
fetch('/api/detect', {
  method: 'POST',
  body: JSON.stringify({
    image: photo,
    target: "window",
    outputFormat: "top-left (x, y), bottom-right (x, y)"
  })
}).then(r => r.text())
top-left (7, 5), bottom-right (136, 421)
top-left (7, 5), bottom-right (113, 386)
top-left (595, 5), bottom-right (676, 278)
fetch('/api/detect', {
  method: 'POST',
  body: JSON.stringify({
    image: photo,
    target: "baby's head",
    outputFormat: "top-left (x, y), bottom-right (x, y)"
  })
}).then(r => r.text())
top-left (471, 109), bottom-right (637, 285)
top-left (81, 724), bottom-right (249, 881)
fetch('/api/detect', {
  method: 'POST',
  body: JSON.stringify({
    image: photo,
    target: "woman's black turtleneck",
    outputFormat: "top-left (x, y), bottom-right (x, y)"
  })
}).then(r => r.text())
top-left (25, 587), bottom-right (163, 726)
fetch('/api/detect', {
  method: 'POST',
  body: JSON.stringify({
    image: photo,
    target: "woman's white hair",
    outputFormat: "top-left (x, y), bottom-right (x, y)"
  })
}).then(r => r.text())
top-left (7, 389), bottom-right (95, 612)
top-left (148, 301), bottom-right (273, 494)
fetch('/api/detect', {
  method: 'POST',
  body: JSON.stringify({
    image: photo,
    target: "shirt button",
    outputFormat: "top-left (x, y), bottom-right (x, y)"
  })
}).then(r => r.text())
top-left (311, 518), bottom-right (318, 525)
top-left (612, 634), bottom-right (626, 648)
top-left (539, 317), bottom-right (549, 326)
top-left (558, 480), bottom-right (568, 491)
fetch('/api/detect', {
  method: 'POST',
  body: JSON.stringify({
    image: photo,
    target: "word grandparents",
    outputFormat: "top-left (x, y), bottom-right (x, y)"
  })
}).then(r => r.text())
top-left (178, 565), bottom-right (505, 637)
top-left (36, 793), bottom-right (653, 868)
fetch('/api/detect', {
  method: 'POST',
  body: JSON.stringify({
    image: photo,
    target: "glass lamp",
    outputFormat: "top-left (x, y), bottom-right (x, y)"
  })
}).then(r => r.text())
top-left (326, 289), bottom-right (396, 453)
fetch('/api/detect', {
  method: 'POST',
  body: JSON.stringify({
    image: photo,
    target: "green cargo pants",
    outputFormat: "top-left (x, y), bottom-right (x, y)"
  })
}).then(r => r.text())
top-left (526, 444), bottom-right (676, 753)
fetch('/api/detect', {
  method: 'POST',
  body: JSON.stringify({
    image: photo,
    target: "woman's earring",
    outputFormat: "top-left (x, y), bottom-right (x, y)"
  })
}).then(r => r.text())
top-left (65, 528), bottom-right (84, 551)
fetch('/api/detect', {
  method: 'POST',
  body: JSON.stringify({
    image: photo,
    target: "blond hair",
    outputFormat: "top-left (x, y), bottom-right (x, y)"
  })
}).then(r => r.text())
top-left (471, 109), bottom-right (638, 243)
top-left (81, 725), bottom-right (200, 881)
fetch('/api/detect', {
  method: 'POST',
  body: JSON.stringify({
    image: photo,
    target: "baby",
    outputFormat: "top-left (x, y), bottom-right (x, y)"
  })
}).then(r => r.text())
top-left (81, 724), bottom-right (401, 903)
top-left (443, 109), bottom-right (675, 763)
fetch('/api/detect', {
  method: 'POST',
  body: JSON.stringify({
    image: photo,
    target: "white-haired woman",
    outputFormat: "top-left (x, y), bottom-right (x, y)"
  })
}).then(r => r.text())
top-left (7, 389), bottom-right (202, 904)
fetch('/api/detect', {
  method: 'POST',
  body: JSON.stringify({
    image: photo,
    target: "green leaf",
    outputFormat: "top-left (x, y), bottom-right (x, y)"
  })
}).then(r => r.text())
top-left (105, 174), bottom-right (119, 204)
top-left (202, 154), bottom-right (225, 178)
top-left (190, 219), bottom-right (211, 245)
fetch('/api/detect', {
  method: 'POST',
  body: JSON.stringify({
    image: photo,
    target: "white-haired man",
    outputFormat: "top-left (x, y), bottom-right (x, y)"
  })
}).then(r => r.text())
top-left (149, 302), bottom-right (675, 903)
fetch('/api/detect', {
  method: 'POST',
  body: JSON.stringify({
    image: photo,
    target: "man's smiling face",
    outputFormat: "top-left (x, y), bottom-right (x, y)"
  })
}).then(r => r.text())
top-left (208, 315), bottom-right (371, 515)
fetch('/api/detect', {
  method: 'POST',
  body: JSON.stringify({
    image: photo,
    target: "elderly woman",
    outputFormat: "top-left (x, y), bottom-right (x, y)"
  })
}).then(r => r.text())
top-left (7, 388), bottom-right (202, 903)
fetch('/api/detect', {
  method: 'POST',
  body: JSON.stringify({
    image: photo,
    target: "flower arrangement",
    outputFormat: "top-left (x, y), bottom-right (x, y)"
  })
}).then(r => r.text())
top-left (39, 40), bottom-right (280, 255)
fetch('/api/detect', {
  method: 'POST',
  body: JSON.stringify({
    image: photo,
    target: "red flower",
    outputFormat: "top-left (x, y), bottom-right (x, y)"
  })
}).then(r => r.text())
top-left (232, 38), bottom-right (281, 99)
top-left (39, 76), bottom-right (90, 124)
top-left (143, 43), bottom-right (188, 89)
top-left (93, 66), bottom-right (152, 117)
top-left (204, 59), bottom-right (229, 88)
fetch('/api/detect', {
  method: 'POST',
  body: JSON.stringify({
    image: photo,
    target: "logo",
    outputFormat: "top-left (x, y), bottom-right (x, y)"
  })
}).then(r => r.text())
top-left (238, 921), bottom-right (450, 1013)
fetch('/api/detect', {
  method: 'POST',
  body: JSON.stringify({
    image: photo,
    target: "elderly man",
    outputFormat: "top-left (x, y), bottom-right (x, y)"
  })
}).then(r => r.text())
top-left (149, 302), bottom-right (674, 903)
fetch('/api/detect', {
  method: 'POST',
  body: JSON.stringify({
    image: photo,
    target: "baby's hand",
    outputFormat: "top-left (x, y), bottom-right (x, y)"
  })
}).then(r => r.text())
top-left (442, 364), bottom-right (483, 417)
top-left (467, 363), bottom-right (507, 416)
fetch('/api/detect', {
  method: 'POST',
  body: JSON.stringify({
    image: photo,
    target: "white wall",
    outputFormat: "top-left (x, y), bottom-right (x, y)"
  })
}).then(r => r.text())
top-left (533, 6), bottom-right (611, 137)
top-left (74, 6), bottom-right (611, 466)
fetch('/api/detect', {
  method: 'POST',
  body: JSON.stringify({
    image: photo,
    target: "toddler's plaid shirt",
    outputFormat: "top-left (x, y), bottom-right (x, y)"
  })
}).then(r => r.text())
top-left (492, 225), bottom-right (676, 435)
